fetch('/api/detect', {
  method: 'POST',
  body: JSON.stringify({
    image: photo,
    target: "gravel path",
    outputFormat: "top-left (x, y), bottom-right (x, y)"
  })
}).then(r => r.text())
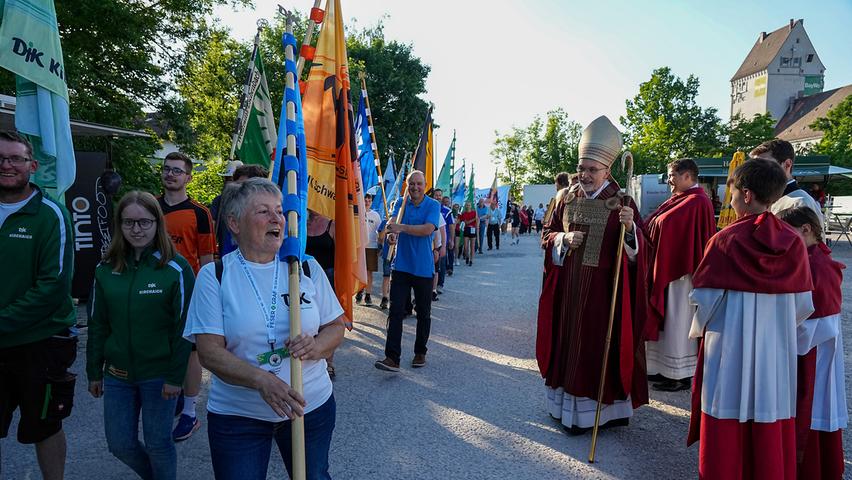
top-left (3, 232), bottom-right (852, 479)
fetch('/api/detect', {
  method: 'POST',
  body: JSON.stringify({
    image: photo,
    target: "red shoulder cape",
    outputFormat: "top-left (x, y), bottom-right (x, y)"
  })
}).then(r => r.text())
top-left (808, 243), bottom-right (844, 319)
top-left (692, 212), bottom-right (812, 293)
top-left (645, 187), bottom-right (716, 340)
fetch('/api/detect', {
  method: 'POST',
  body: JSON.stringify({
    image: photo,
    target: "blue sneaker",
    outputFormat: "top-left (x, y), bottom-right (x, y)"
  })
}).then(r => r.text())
top-left (172, 414), bottom-right (200, 442)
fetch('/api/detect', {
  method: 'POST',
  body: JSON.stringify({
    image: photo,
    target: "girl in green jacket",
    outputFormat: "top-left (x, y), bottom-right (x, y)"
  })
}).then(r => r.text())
top-left (86, 191), bottom-right (194, 480)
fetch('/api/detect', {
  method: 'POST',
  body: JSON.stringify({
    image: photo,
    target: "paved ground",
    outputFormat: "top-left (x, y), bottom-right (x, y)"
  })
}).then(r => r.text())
top-left (3, 232), bottom-right (852, 479)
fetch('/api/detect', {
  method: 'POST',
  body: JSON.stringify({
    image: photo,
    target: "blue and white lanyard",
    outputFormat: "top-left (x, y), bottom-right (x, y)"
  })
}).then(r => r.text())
top-left (235, 251), bottom-right (280, 351)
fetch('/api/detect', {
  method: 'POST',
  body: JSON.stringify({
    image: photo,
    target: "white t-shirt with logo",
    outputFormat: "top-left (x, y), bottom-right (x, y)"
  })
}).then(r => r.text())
top-left (184, 253), bottom-right (343, 421)
top-left (0, 190), bottom-right (36, 229)
top-left (365, 209), bottom-right (381, 248)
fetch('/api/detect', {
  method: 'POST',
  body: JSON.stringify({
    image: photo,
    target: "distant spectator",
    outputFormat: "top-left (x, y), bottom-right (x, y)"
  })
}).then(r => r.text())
top-left (356, 193), bottom-right (381, 305)
top-left (476, 198), bottom-right (488, 254)
top-left (534, 203), bottom-right (546, 233)
top-left (810, 183), bottom-right (826, 208)
top-left (457, 201), bottom-right (479, 266)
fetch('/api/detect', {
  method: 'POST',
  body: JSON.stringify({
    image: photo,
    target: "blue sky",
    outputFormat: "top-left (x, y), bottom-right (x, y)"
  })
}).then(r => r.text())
top-left (217, 0), bottom-right (852, 184)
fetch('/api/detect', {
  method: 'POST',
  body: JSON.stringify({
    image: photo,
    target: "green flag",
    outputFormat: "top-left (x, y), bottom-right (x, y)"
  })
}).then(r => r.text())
top-left (434, 131), bottom-right (454, 193)
top-left (0, 0), bottom-right (76, 195)
top-left (0, 0), bottom-right (68, 99)
top-left (233, 49), bottom-right (277, 168)
top-left (465, 166), bottom-right (475, 206)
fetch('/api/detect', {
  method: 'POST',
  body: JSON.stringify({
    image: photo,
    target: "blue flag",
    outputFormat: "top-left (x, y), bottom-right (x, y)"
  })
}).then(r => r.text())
top-left (355, 90), bottom-right (379, 192)
top-left (272, 31), bottom-right (308, 262)
top-left (372, 152), bottom-right (395, 219)
top-left (474, 185), bottom-right (510, 223)
top-left (386, 158), bottom-right (408, 213)
top-left (451, 162), bottom-right (466, 206)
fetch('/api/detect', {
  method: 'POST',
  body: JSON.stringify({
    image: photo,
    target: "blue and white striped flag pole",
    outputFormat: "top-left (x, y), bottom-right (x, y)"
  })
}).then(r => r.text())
top-left (271, 9), bottom-right (307, 480)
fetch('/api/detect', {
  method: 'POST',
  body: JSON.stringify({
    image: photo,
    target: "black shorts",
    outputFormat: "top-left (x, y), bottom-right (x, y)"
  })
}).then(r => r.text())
top-left (0, 333), bottom-right (78, 444)
top-left (465, 226), bottom-right (477, 237)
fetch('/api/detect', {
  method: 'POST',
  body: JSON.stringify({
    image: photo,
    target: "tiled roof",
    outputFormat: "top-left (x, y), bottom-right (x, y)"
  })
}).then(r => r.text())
top-left (775, 84), bottom-right (852, 142)
top-left (731, 21), bottom-right (799, 81)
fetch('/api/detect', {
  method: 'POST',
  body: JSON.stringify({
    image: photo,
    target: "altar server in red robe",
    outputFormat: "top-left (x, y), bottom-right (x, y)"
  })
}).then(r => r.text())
top-left (687, 158), bottom-right (814, 480)
top-left (776, 206), bottom-right (846, 480)
top-left (645, 158), bottom-right (716, 392)
top-left (537, 116), bottom-right (650, 435)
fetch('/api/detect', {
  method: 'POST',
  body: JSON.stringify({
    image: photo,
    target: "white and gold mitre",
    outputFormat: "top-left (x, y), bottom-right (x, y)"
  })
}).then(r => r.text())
top-left (578, 116), bottom-right (623, 168)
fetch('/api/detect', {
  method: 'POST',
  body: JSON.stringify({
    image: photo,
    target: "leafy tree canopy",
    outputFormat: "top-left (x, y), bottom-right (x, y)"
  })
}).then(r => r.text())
top-left (621, 67), bottom-right (724, 173)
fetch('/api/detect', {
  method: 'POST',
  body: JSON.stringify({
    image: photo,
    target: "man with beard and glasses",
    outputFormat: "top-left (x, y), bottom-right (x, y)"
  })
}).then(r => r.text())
top-left (0, 131), bottom-right (76, 480)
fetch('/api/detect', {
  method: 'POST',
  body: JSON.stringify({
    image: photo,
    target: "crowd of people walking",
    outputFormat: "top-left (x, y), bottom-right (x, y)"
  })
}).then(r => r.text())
top-left (0, 130), bottom-right (529, 479)
top-left (2, 118), bottom-right (849, 480)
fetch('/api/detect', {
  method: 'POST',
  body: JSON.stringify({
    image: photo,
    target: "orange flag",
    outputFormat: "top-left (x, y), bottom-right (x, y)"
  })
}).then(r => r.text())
top-left (303, 0), bottom-right (367, 327)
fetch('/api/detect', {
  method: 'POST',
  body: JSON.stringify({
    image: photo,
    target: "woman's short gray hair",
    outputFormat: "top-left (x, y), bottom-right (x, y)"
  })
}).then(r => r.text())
top-left (221, 177), bottom-right (282, 229)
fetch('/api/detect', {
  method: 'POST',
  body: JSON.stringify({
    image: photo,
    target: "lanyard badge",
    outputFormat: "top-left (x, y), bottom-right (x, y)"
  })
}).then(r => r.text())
top-left (235, 251), bottom-right (284, 371)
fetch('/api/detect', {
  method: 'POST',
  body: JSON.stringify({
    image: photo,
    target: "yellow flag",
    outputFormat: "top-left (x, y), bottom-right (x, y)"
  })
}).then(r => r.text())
top-left (717, 151), bottom-right (746, 229)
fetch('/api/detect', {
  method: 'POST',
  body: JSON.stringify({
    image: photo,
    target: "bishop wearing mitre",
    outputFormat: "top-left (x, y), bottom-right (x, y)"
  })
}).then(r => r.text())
top-left (536, 116), bottom-right (651, 435)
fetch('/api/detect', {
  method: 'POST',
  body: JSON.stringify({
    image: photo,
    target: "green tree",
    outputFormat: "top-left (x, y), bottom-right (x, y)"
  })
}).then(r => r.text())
top-left (724, 112), bottom-right (775, 156)
top-left (811, 95), bottom-right (852, 166)
top-left (187, 158), bottom-right (227, 205)
top-left (171, 24), bottom-right (250, 163)
top-left (525, 109), bottom-right (582, 183)
top-left (492, 127), bottom-right (527, 200)
top-left (492, 109), bottom-right (582, 193)
top-left (621, 67), bottom-right (724, 173)
top-left (0, 0), bottom-right (249, 195)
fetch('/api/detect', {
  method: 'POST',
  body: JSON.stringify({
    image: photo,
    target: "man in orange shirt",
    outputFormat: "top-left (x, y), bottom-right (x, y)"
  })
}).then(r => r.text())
top-left (157, 151), bottom-right (215, 441)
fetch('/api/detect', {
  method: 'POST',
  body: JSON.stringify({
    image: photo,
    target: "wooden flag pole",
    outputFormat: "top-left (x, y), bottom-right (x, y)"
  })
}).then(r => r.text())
top-left (388, 153), bottom-right (414, 261)
top-left (588, 151), bottom-right (633, 464)
top-left (358, 71), bottom-right (390, 219)
top-left (282, 11), bottom-right (307, 480)
top-left (296, 0), bottom-right (324, 79)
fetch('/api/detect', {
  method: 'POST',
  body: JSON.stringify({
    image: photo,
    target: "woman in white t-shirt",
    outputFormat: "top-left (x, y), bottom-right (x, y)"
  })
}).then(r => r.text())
top-left (184, 178), bottom-right (345, 480)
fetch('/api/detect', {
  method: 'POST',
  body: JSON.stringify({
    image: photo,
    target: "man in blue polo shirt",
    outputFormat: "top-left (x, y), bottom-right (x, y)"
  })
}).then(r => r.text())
top-left (375, 171), bottom-right (441, 372)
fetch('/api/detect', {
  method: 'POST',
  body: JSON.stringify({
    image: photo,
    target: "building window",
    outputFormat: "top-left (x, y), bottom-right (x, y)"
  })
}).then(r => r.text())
top-left (807, 54), bottom-right (814, 63)
top-left (793, 57), bottom-right (801, 67)
top-left (781, 57), bottom-right (791, 67)
top-left (796, 38), bottom-right (800, 43)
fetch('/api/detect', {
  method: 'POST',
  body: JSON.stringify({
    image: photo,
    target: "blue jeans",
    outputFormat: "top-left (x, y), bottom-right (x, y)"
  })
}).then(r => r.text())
top-left (437, 255), bottom-right (447, 287)
top-left (207, 394), bottom-right (336, 480)
top-left (477, 223), bottom-right (486, 251)
top-left (103, 376), bottom-right (178, 480)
